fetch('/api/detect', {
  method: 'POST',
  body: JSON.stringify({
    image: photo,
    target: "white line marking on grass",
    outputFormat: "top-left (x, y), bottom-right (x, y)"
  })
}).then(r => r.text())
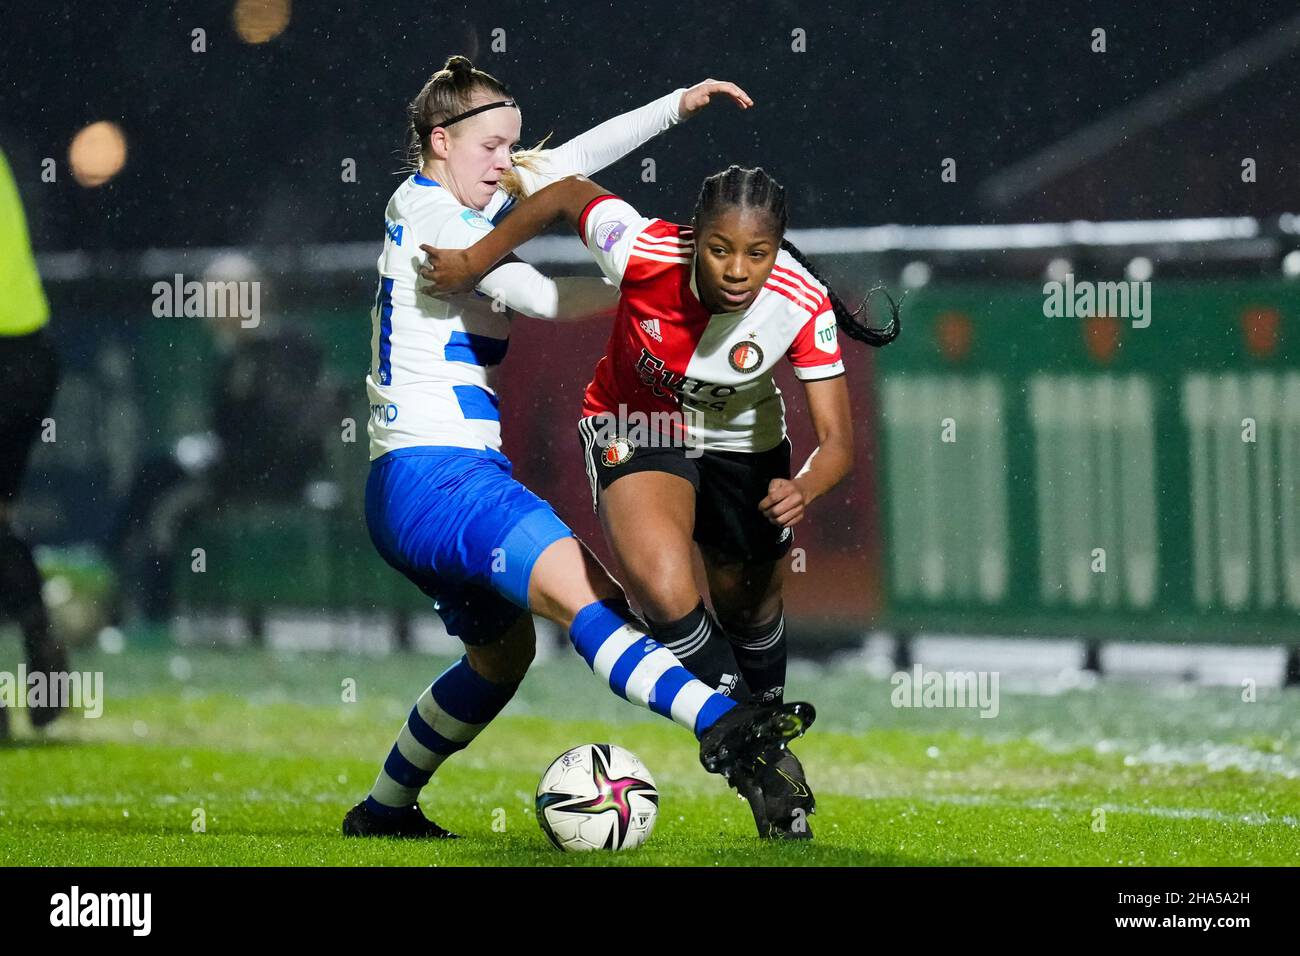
top-left (860, 791), bottom-right (1300, 828)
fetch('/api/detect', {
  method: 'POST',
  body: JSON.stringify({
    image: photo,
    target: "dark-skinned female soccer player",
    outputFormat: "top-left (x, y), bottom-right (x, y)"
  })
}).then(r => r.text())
top-left (417, 165), bottom-right (899, 838)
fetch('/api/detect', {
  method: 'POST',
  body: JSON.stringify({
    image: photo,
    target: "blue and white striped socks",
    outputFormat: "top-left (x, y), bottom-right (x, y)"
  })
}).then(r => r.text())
top-left (365, 655), bottom-right (518, 814)
top-left (568, 599), bottom-right (736, 738)
top-left (366, 602), bottom-right (741, 813)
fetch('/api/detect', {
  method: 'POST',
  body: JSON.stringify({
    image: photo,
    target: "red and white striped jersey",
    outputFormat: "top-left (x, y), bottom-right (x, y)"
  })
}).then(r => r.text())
top-left (577, 194), bottom-right (844, 453)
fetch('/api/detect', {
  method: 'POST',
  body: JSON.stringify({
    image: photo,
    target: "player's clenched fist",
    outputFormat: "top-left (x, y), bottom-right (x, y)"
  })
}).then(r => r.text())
top-left (759, 477), bottom-right (807, 528)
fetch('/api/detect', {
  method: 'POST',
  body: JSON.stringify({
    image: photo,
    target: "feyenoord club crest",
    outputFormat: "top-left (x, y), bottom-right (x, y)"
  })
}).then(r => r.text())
top-left (601, 437), bottom-right (636, 467)
top-left (728, 339), bottom-right (764, 373)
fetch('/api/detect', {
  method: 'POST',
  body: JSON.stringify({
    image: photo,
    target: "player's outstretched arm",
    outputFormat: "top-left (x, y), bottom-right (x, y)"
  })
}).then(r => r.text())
top-left (759, 375), bottom-right (854, 529)
top-left (420, 175), bottom-right (611, 294)
top-left (511, 79), bottom-right (753, 195)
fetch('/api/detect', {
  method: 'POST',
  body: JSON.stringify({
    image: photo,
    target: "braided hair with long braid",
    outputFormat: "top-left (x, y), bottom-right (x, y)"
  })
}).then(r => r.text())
top-left (690, 165), bottom-right (902, 346)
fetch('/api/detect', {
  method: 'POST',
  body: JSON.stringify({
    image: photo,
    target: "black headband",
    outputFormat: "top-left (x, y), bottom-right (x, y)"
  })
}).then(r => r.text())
top-left (417, 99), bottom-right (518, 137)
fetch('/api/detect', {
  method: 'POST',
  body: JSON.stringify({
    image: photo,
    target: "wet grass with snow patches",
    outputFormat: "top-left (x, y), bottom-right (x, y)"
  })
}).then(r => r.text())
top-left (1, 644), bottom-right (1296, 866)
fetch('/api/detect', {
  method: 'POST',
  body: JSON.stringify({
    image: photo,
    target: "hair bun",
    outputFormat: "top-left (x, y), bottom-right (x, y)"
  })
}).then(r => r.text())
top-left (444, 55), bottom-right (474, 75)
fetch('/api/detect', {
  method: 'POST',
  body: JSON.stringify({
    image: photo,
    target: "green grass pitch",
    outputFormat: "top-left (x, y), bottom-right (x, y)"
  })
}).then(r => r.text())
top-left (1, 640), bottom-right (1297, 866)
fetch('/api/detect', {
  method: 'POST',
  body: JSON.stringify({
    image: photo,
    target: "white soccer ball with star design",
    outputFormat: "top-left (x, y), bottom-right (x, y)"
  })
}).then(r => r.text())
top-left (535, 744), bottom-right (659, 851)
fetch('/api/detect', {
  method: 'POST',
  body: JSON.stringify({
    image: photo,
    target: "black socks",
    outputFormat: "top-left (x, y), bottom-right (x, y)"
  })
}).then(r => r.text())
top-left (725, 614), bottom-right (787, 704)
top-left (648, 600), bottom-right (752, 700)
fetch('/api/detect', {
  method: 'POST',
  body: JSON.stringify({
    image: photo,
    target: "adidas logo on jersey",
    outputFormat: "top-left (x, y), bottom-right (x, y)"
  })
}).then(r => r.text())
top-left (639, 318), bottom-right (662, 342)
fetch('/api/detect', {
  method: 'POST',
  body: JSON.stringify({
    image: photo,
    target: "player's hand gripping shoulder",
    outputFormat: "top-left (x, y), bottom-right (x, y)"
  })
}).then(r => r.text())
top-left (419, 175), bottom-right (613, 296)
top-left (418, 245), bottom-right (480, 294)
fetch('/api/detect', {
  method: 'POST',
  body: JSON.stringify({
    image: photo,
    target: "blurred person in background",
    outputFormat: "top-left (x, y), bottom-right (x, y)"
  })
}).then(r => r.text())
top-left (0, 146), bottom-right (67, 735)
top-left (109, 253), bottom-right (344, 629)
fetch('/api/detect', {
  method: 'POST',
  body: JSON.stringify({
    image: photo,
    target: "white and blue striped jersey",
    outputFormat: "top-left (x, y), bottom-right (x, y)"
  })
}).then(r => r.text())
top-left (365, 87), bottom-right (687, 461)
top-left (367, 173), bottom-right (516, 458)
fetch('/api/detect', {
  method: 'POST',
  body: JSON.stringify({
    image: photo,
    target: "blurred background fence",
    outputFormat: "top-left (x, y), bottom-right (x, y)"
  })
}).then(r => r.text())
top-left (7, 1), bottom-right (1300, 670)
top-left (17, 215), bottom-right (1300, 669)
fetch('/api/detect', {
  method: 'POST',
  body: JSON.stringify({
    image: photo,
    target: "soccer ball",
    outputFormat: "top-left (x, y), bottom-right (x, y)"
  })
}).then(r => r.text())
top-left (535, 743), bottom-right (659, 852)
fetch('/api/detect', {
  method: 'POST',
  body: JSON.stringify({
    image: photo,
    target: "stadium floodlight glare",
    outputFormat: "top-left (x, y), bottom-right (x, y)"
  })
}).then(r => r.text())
top-left (68, 121), bottom-right (127, 188)
top-left (1125, 256), bottom-right (1154, 282)
top-left (233, 0), bottom-right (291, 44)
top-left (1282, 249), bottom-right (1300, 278)
top-left (1045, 258), bottom-right (1073, 282)
top-left (900, 261), bottom-right (932, 289)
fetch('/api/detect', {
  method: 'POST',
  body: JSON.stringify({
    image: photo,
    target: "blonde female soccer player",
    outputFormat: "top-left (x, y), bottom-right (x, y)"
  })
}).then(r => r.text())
top-left (345, 57), bottom-right (815, 841)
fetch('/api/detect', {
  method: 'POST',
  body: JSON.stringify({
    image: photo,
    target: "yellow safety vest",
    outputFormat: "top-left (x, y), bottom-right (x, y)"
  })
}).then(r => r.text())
top-left (0, 148), bottom-right (50, 336)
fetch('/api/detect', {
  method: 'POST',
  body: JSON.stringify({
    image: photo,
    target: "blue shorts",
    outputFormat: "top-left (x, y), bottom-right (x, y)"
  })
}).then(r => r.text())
top-left (365, 447), bottom-right (574, 644)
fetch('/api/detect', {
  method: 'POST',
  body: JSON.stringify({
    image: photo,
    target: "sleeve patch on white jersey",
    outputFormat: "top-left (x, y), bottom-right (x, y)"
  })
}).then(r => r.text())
top-left (595, 219), bottom-right (627, 252)
top-left (815, 308), bottom-right (838, 354)
top-left (460, 209), bottom-right (492, 231)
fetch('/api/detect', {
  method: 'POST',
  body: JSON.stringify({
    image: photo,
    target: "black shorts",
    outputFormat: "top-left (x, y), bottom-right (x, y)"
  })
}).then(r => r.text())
top-left (0, 329), bottom-right (60, 502)
top-left (578, 417), bottom-right (794, 563)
